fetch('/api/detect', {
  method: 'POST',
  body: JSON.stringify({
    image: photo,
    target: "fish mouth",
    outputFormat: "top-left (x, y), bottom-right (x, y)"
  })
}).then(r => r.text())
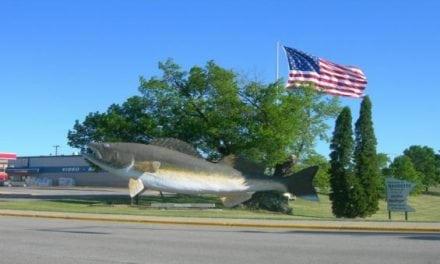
top-left (86, 142), bottom-right (104, 160)
top-left (82, 142), bottom-right (134, 171)
top-left (82, 142), bottom-right (104, 163)
top-left (82, 142), bottom-right (116, 169)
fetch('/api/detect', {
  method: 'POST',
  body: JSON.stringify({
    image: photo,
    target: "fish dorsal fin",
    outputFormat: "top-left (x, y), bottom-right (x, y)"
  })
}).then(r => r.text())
top-left (149, 138), bottom-right (201, 158)
top-left (220, 155), bottom-right (266, 177)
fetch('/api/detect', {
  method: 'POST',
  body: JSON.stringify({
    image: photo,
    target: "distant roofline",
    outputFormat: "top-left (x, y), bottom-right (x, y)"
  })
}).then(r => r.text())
top-left (16, 154), bottom-right (84, 159)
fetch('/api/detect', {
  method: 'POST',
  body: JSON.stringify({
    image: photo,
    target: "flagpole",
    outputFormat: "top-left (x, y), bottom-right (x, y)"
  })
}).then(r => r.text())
top-left (276, 41), bottom-right (280, 82)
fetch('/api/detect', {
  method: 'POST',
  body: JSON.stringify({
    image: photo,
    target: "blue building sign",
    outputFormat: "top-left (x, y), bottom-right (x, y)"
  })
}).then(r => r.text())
top-left (40, 166), bottom-right (95, 173)
top-left (7, 166), bottom-right (95, 174)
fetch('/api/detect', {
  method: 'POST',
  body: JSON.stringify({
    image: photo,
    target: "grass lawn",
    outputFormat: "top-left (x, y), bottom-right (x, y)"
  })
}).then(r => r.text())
top-left (292, 193), bottom-right (440, 222)
top-left (1, 190), bottom-right (439, 222)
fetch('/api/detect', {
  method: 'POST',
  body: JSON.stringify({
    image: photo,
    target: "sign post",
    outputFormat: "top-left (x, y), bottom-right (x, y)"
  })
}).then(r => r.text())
top-left (385, 178), bottom-right (417, 221)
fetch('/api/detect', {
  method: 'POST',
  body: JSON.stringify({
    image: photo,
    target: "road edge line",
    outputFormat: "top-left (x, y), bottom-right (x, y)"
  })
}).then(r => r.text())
top-left (1, 211), bottom-right (439, 233)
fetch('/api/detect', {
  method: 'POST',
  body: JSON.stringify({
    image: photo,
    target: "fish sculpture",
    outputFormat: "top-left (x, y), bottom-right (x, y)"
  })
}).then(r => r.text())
top-left (82, 138), bottom-right (319, 207)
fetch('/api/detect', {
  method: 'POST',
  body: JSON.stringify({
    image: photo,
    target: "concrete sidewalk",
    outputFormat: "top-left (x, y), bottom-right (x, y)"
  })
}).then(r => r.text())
top-left (1, 209), bottom-right (439, 233)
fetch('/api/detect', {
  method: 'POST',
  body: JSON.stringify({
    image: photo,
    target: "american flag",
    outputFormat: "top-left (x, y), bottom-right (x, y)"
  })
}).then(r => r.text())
top-left (284, 46), bottom-right (367, 98)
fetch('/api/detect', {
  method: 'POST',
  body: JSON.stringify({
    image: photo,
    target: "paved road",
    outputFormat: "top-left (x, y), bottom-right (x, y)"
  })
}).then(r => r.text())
top-left (0, 216), bottom-right (438, 264)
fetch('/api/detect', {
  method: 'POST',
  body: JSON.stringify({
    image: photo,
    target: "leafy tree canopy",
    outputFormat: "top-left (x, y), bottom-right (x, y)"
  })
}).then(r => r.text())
top-left (403, 145), bottom-right (440, 190)
top-left (68, 96), bottom-right (157, 152)
top-left (385, 155), bottom-right (424, 194)
top-left (68, 59), bottom-right (341, 168)
top-left (377, 153), bottom-right (390, 170)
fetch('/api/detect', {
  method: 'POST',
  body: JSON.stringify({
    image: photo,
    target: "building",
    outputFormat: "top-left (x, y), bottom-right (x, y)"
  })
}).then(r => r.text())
top-left (6, 155), bottom-right (126, 187)
top-left (0, 153), bottom-right (16, 185)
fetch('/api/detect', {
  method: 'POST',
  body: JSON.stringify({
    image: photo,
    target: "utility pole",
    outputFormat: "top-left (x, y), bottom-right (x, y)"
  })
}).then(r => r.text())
top-left (53, 145), bottom-right (60, 156)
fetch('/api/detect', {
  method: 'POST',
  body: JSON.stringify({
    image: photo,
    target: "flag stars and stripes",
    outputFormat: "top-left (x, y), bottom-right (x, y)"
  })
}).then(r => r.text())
top-left (284, 46), bottom-right (367, 98)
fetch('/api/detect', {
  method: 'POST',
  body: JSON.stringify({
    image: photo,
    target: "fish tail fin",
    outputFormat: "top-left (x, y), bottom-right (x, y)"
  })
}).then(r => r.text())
top-left (286, 166), bottom-right (319, 201)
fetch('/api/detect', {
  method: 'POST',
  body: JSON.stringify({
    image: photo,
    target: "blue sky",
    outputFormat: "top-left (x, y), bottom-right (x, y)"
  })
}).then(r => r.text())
top-left (1, 0), bottom-right (439, 159)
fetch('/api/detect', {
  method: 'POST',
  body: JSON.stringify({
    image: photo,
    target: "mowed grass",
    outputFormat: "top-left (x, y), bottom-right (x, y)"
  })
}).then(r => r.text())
top-left (1, 189), bottom-right (439, 222)
top-left (292, 192), bottom-right (440, 222)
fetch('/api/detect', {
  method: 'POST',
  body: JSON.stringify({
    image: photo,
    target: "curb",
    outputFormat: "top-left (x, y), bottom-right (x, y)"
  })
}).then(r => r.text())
top-left (1, 210), bottom-right (439, 233)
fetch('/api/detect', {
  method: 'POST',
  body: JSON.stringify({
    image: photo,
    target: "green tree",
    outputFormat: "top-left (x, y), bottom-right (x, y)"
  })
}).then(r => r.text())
top-left (377, 153), bottom-right (391, 171)
top-left (69, 59), bottom-right (340, 167)
top-left (354, 96), bottom-right (380, 216)
top-left (403, 145), bottom-right (440, 192)
top-left (329, 107), bottom-right (366, 218)
top-left (287, 88), bottom-right (341, 160)
top-left (385, 155), bottom-right (424, 194)
top-left (377, 152), bottom-right (391, 197)
top-left (436, 151), bottom-right (440, 187)
top-left (68, 96), bottom-right (157, 152)
top-left (136, 59), bottom-right (340, 166)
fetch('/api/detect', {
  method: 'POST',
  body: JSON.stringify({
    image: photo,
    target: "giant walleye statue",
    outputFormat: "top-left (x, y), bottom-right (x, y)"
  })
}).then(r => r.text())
top-left (83, 138), bottom-right (319, 207)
